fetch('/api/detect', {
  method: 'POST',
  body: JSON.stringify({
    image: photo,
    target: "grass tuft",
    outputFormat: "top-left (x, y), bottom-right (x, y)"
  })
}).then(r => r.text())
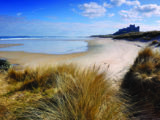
top-left (121, 47), bottom-right (160, 118)
top-left (0, 59), bottom-right (11, 72)
top-left (150, 40), bottom-right (159, 46)
top-left (7, 67), bottom-right (57, 91)
top-left (7, 64), bottom-right (129, 120)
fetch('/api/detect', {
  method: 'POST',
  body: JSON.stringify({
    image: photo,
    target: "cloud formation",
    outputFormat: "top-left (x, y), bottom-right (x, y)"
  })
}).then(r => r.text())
top-left (0, 15), bottom-right (116, 36)
top-left (0, 15), bottom-right (159, 36)
top-left (108, 13), bottom-right (115, 17)
top-left (110, 0), bottom-right (125, 6)
top-left (78, 0), bottom-right (140, 18)
top-left (79, 2), bottom-right (106, 18)
top-left (135, 4), bottom-right (160, 17)
top-left (110, 0), bottom-right (140, 6)
top-left (16, 12), bottom-right (23, 16)
top-left (125, 0), bottom-right (140, 6)
top-left (119, 10), bottom-right (142, 21)
top-left (120, 3), bottom-right (160, 21)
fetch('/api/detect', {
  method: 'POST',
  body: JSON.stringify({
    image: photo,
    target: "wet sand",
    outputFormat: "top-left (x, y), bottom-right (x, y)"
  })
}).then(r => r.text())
top-left (0, 44), bottom-right (23, 48)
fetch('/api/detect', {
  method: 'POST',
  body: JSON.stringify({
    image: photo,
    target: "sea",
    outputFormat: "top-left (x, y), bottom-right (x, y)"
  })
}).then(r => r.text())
top-left (0, 36), bottom-right (91, 54)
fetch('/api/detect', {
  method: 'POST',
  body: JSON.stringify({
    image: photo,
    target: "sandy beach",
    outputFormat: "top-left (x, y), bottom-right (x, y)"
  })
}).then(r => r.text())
top-left (0, 38), bottom-right (148, 79)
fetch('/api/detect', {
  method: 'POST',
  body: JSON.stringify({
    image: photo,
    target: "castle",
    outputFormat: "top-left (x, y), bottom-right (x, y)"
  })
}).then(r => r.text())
top-left (113, 24), bottom-right (140, 35)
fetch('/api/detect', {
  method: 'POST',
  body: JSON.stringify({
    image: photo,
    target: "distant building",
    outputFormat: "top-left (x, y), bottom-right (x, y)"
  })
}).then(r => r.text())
top-left (113, 24), bottom-right (140, 35)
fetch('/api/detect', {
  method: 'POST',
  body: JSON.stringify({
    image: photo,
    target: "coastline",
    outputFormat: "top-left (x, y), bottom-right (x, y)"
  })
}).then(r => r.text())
top-left (0, 38), bottom-right (148, 79)
top-left (0, 51), bottom-right (88, 69)
top-left (0, 44), bottom-right (23, 48)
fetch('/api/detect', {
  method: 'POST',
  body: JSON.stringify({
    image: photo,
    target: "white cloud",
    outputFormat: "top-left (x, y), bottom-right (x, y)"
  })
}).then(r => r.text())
top-left (16, 12), bottom-right (22, 16)
top-left (156, 20), bottom-right (160, 24)
top-left (136, 23), bottom-right (160, 31)
top-left (119, 10), bottom-right (142, 21)
top-left (108, 13), bottom-right (115, 17)
top-left (111, 0), bottom-right (125, 6)
top-left (110, 0), bottom-right (140, 6)
top-left (135, 4), bottom-right (160, 17)
top-left (103, 2), bottom-right (112, 8)
top-left (125, 0), bottom-right (140, 6)
top-left (120, 3), bottom-right (160, 21)
top-left (79, 2), bottom-right (107, 18)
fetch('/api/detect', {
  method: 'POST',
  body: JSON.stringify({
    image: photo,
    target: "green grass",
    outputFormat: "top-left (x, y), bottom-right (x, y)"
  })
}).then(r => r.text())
top-left (0, 64), bottom-right (129, 120)
top-left (120, 47), bottom-right (160, 118)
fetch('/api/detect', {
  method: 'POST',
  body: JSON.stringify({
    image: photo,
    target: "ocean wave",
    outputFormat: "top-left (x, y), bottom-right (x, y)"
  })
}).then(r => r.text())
top-left (0, 36), bottom-right (90, 41)
top-left (0, 38), bottom-right (41, 40)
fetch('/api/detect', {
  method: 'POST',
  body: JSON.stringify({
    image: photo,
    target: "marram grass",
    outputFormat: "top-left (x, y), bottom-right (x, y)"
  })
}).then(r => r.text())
top-left (121, 47), bottom-right (160, 118)
top-left (0, 64), bottom-right (129, 120)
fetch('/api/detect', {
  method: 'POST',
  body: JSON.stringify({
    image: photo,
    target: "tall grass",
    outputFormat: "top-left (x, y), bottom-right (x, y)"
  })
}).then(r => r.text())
top-left (7, 67), bottom-right (57, 91)
top-left (5, 64), bottom-right (129, 120)
top-left (121, 47), bottom-right (160, 118)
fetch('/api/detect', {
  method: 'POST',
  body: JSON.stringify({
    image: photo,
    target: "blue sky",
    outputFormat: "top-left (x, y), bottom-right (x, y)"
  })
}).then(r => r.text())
top-left (0, 0), bottom-right (160, 36)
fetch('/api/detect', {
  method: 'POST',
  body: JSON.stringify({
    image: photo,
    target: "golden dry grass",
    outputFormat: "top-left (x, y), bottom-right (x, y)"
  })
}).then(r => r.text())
top-left (0, 64), bottom-right (129, 120)
top-left (121, 47), bottom-right (160, 118)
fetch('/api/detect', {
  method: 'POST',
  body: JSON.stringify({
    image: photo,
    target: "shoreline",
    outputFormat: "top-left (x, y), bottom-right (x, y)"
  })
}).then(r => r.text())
top-left (0, 38), bottom-right (148, 79)
top-left (0, 44), bottom-right (23, 48)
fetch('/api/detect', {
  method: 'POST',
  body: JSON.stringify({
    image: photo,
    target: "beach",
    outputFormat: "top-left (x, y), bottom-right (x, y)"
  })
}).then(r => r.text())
top-left (0, 38), bottom-right (147, 79)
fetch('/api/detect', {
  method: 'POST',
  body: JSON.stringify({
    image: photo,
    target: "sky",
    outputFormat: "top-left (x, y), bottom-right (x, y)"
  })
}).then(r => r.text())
top-left (0, 0), bottom-right (160, 36)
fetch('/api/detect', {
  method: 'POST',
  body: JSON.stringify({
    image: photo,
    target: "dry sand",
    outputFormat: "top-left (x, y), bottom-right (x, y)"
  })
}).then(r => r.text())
top-left (71, 38), bottom-right (147, 80)
top-left (0, 38), bottom-right (148, 80)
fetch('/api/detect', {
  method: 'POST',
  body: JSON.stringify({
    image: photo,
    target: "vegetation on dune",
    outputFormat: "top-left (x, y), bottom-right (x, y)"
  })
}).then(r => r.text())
top-left (0, 64), bottom-right (129, 120)
top-left (90, 34), bottom-right (114, 38)
top-left (113, 31), bottom-right (160, 40)
top-left (120, 47), bottom-right (160, 118)
top-left (91, 31), bottom-right (160, 41)
top-left (0, 59), bottom-right (11, 71)
top-left (150, 40), bottom-right (159, 45)
top-left (7, 68), bottom-right (57, 91)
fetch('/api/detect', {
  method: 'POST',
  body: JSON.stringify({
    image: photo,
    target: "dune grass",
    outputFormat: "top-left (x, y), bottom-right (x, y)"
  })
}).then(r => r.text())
top-left (120, 47), bottom-right (160, 118)
top-left (150, 40), bottom-right (159, 46)
top-left (0, 64), bottom-right (129, 120)
top-left (0, 59), bottom-right (11, 72)
top-left (113, 31), bottom-right (160, 40)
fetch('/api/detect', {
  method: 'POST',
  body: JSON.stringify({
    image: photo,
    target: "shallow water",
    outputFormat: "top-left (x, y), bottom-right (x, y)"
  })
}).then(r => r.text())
top-left (0, 37), bottom-right (90, 54)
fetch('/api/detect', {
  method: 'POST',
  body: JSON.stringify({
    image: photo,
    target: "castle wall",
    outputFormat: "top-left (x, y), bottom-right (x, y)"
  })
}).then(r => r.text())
top-left (114, 25), bottom-right (140, 35)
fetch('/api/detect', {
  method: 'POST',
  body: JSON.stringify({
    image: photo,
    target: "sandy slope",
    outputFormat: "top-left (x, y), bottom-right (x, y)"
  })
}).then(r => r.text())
top-left (70, 38), bottom-right (147, 80)
top-left (0, 38), bottom-right (148, 80)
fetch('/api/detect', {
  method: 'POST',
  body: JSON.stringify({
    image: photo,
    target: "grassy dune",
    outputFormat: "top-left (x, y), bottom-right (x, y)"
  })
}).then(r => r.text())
top-left (0, 64), bottom-right (128, 120)
top-left (2, 47), bottom-right (160, 119)
top-left (121, 47), bottom-right (160, 118)
top-left (91, 31), bottom-right (160, 41)
top-left (113, 31), bottom-right (160, 40)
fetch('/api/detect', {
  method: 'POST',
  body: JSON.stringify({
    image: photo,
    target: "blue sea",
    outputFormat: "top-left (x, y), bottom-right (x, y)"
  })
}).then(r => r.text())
top-left (0, 36), bottom-right (91, 54)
